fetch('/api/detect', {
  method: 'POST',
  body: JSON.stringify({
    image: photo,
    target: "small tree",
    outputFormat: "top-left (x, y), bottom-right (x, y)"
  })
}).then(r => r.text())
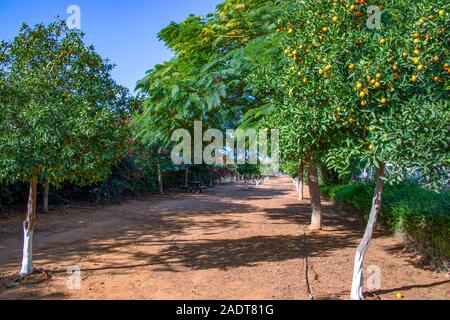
top-left (0, 20), bottom-right (131, 275)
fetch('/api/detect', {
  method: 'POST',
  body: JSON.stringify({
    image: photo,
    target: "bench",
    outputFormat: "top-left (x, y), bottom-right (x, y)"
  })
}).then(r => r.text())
top-left (187, 181), bottom-right (207, 193)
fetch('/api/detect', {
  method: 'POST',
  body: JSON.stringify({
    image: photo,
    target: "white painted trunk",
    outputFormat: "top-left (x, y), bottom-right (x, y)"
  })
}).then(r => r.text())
top-left (350, 250), bottom-right (364, 300)
top-left (20, 178), bottom-right (38, 276)
top-left (19, 228), bottom-right (34, 276)
top-left (298, 179), bottom-right (304, 201)
top-left (298, 164), bottom-right (304, 201)
top-left (350, 162), bottom-right (385, 300)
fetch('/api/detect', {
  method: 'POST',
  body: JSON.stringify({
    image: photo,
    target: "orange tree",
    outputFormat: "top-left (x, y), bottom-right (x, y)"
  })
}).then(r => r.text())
top-left (249, 0), bottom-right (448, 299)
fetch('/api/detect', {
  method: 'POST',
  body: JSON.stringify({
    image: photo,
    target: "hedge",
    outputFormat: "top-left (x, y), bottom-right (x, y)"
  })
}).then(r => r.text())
top-left (321, 183), bottom-right (450, 270)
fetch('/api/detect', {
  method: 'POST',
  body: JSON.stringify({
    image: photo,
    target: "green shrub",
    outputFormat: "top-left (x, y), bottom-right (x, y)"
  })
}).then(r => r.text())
top-left (321, 183), bottom-right (450, 269)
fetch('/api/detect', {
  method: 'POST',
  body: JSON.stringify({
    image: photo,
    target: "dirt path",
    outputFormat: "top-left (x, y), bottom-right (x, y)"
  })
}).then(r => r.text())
top-left (0, 176), bottom-right (448, 300)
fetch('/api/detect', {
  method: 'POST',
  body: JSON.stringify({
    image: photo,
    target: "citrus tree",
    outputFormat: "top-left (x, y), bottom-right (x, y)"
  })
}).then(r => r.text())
top-left (272, 0), bottom-right (448, 299)
top-left (0, 20), bottom-right (131, 275)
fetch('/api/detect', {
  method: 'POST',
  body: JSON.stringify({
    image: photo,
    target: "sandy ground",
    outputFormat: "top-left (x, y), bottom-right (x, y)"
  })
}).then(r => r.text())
top-left (0, 176), bottom-right (448, 300)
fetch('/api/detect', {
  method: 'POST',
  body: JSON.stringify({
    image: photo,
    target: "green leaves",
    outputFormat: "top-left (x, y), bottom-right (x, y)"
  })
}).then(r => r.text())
top-left (0, 19), bottom-right (131, 186)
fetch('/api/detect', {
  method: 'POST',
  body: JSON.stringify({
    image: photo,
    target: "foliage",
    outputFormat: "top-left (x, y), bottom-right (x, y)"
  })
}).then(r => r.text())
top-left (244, 0), bottom-right (449, 188)
top-left (134, 0), bottom-right (281, 151)
top-left (0, 20), bottom-right (131, 187)
top-left (322, 183), bottom-right (450, 268)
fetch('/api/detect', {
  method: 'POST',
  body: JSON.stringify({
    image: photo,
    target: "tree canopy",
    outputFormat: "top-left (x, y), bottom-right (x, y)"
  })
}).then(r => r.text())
top-left (0, 20), bottom-right (131, 186)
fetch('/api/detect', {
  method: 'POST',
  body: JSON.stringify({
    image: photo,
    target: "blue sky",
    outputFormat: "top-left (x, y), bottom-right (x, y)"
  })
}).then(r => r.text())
top-left (0, 0), bottom-right (222, 92)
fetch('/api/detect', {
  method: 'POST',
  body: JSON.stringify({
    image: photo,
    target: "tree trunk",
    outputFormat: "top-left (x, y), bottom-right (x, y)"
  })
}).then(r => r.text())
top-left (42, 181), bottom-right (49, 213)
top-left (298, 164), bottom-right (304, 201)
top-left (20, 177), bottom-right (38, 276)
top-left (157, 164), bottom-right (164, 195)
top-left (184, 167), bottom-right (189, 188)
top-left (308, 165), bottom-right (322, 231)
top-left (350, 162), bottom-right (385, 300)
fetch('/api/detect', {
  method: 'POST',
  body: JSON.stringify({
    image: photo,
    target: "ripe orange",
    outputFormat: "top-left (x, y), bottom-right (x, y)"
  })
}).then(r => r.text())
top-left (392, 65), bottom-right (399, 71)
top-left (348, 63), bottom-right (355, 70)
top-left (381, 98), bottom-right (387, 105)
top-left (380, 38), bottom-right (386, 45)
top-left (417, 64), bottom-right (424, 72)
top-left (359, 91), bottom-right (366, 99)
top-left (411, 75), bottom-right (418, 82)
